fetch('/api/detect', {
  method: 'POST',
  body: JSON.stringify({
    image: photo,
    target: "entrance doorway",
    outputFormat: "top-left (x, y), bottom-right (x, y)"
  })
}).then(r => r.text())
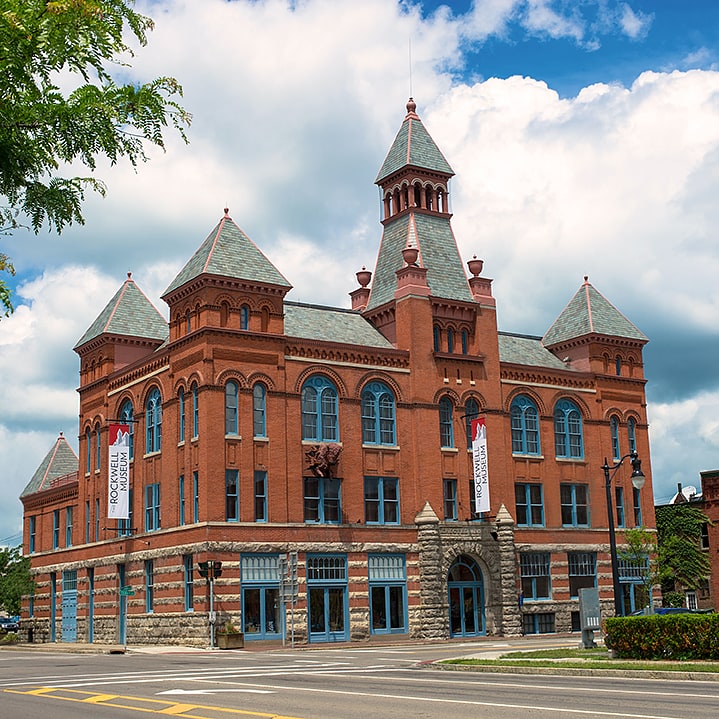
top-left (448, 555), bottom-right (485, 637)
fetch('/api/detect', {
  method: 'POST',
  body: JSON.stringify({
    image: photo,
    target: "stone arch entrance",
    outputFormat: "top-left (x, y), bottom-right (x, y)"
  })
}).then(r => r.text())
top-left (448, 554), bottom-right (485, 637)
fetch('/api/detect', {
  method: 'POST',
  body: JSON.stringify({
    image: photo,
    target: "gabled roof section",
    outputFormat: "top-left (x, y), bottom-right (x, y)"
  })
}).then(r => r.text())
top-left (284, 302), bottom-right (394, 348)
top-left (163, 210), bottom-right (291, 297)
top-left (366, 213), bottom-right (473, 311)
top-left (375, 98), bottom-right (454, 184)
top-left (499, 332), bottom-right (573, 371)
top-left (75, 273), bottom-right (168, 349)
top-left (20, 433), bottom-right (78, 498)
top-left (543, 277), bottom-right (648, 347)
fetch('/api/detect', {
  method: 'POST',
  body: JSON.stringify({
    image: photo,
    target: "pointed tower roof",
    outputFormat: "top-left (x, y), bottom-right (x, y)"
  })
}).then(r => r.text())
top-left (20, 433), bottom-right (78, 498)
top-left (543, 277), bottom-right (648, 347)
top-left (376, 98), bottom-right (454, 184)
top-left (163, 210), bottom-right (291, 297)
top-left (74, 273), bottom-right (168, 349)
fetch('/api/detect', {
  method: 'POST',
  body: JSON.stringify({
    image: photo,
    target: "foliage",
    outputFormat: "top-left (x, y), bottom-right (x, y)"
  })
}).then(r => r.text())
top-left (0, 545), bottom-right (35, 616)
top-left (0, 253), bottom-right (14, 317)
top-left (655, 504), bottom-right (712, 592)
top-left (218, 621), bottom-right (240, 634)
top-left (605, 614), bottom-right (719, 660)
top-left (0, 0), bottom-right (191, 314)
top-left (618, 525), bottom-right (658, 610)
top-left (0, 632), bottom-right (19, 645)
top-left (662, 591), bottom-right (685, 608)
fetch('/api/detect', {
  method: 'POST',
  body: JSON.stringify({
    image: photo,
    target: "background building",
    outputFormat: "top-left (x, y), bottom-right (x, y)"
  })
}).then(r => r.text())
top-left (20, 99), bottom-right (655, 645)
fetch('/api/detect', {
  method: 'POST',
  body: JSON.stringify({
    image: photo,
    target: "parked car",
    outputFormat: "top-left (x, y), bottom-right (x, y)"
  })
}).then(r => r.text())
top-left (0, 616), bottom-right (19, 632)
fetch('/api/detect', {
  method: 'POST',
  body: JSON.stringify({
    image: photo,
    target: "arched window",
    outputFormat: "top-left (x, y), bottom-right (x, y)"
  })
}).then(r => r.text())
top-left (461, 330), bottom-right (468, 355)
top-left (511, 395), bottom-right (540, 455)
top-left (627, 417), bottom-right (637, 453)
top-left (85, 428), bottom-right (91, 473)
top-left (361, 381), bottom-right (396, 445)
top-left (615, 355), bottom-right (622, 376)
top-left (465, 398), bottom-right (480, 448)
top-left (145, 388), bottom-right (162, 453)
top-left (225, 381), bottom-right (239, 435)
top-left (439, 396), bottom-right (454, 448)
top-left (186, 310), bottom-right (191, 334)
top-left (178, 389), bottom-right (185, 443)
top-left (240, 304), bottom-right (250, 330)
top-left (554, 399), bottom-right (583, 458)
top-left (447, 328), bottom-right (454, 353)
top-left (610, 415), bottom-right (621, 460)
top-left (301, 376), bottom-right (339, 442)
top-left (191, 383), bottom-right (199, 439)
top-left (95, 423), bottom-right (101, 471)
top-left (253, 383), bottom-right (267, 437)
top-left (120, 399), bottom-right (134, 459)
top-left (433, 326), bottom-right (440, 352)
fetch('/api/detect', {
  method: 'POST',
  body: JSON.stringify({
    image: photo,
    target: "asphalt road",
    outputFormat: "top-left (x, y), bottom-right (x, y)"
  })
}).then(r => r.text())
top-left (1, 639), bottom-right (718, 719)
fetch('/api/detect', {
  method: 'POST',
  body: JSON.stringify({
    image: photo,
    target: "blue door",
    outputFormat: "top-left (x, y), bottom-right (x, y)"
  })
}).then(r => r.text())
top-left (118, 563), bottom-right (127, 645)
top-left (61, 570), bottom-right (78, 642)
top-left (88, 568), bottom-right (95, 643)
top-left (448, 556), bottom-right (485, 637)
top-left (308, 586), bottom-right (348, 642)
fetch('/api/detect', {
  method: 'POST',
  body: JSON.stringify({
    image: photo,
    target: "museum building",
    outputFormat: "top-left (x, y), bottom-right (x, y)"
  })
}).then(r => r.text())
top-left (20, 99), bottom-right (655, 646)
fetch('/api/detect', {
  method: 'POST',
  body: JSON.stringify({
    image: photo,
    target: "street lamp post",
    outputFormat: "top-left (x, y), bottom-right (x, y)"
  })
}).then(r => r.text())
top-left (602, 450), bottom-right (645, 617)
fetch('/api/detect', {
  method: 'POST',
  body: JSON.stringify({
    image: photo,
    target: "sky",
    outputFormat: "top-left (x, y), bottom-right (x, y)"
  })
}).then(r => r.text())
top-left (2, 0), bottom-right (719, 545)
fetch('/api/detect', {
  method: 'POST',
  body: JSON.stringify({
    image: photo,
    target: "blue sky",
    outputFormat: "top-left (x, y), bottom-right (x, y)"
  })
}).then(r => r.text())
top-left (3, 0), bottom-right (719, 544)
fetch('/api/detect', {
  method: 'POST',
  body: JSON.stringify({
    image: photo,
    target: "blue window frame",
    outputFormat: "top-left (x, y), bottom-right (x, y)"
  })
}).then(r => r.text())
top-left (443, 479), bottom-right (457, 521)
top-left (511, 395), bottom-right (540, 455)
top-left (29, 515), bottom-right (36, 553)
top-left (633, 487), bottom-right (642, 526)
top-left (568, 552), bottom-right (596, 597)
top-left (192, 383), bottom-right (199, 439)
top-left (118, 489), bottom-right (133, 537)
top-left (307, 554), bottom-right (348, 642)
top-left (615, 486), bottom-right (625, 528)
top-left (439, 396), bottom-right (454, 448)
top-left (464, 398), bottom-right (480, 448)
top-left (522, 612), bottom-right (555, 634)
top-left (520, 552), bottom-right (551, 599)
top-left (85, 502), bottom-right (90, 543)
top-left (240, 304), bottom-right (250, 330)
top-left (95, 424), bottom-right (101, 470)
top-left (610, 415), bottom-right (621, 460)
top-left (225, 381), bottom-right (239, 435)
top-left (52, 509), bottom-right (60, 548)
top-left (361, 381), bottom-right (396, 445)
top-left (120, 399), bottom-right (134, 459)
top-left (561, 483), bottom-right (589, 527)
top-left (65, 507), bottom-right (73, 546)
top-left (254, 470), bottom-right (267, 522)
top-left (303, 477), bottom-right (340, 523)
top-left (554, 399), bottom-right (583, 458)
top-left (615, 355), bottom-right (622, 376)
top-left (241, 554), bottom-right (283, 640)
top-left (364, 476), bottom-right (399, 524)
top-left (85, 428), bottom-right (91, 474)
top-left (178, 389), bottom-right (185, 443)
top-left (433, 325), bottom-right (440, 352)
top-left (627, 417), bottom-right (637, 453)
top-left (184, 554), bottom-right (194, 612)
top-left (226, 469), bottom-right (239, 521)
top-left (461, 329), bottom-right (468, 354)
top-left (447, 328), bottom-right (454, 353)
top-left (515, 483), bottom-right (544, 526)
top-left (368, 554), bottom-right (407, 634)
top-left (193, 471), bottom-right (199, 523)
top-left (95, 498), bottom-right (100, 541)
top-left (145, 388), bottom-right (162, 453)
top-left (186, 309), bottom-right (191, 334)
top-left (179, 475), bottom-right (186, 526)
top-left (301, 376), bottom-right (339, 442)
top-left (145, 483), bottom-right (161, 532)
top-left (253, 384), bottom-right (266, 437)
top-left (145, 560), bottom-right (154, 613)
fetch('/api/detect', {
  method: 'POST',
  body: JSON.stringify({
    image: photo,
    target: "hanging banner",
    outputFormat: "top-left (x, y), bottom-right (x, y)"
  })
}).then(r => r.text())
top-left (471, 417), bottom-right (490, 514)
top-left (108, 424), bottom-right (130, 519)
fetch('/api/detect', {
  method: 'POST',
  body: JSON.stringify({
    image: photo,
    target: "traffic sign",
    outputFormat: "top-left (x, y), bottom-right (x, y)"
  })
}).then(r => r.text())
top-left (119, 586), bottom-right (135, 596)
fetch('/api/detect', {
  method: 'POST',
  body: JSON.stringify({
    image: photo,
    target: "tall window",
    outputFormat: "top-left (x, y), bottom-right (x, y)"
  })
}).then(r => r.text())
top-left (85, 501), bottom-right (90, 543)
top-left (615, 486), bottom-right (625, 528)
top-left (29, 515), bottom-right (36, 553)
top-left (52, 509), bottom-right (60, 549)
top-left (240, 304), bottom-right (250, 330)
top-left (226, 469), bottom-right (239, 521)
top-left (301, 376), bottom-right (339, 442)
top-left (253, 384), bottom-right (267, 437)
top-left (184, 555), bottom-right (194, 612)
top-left (65, 507), bottom-right (73, 547)
top-left (186, 309), bottom-right (191, 334)
top-left (515, 483), bottom-right (544, 526)
top-left (95, 498), bottom-right (100, 541)
top-left (443, 479), bottom-right (457, 521)
top-left (95, 424), bottom-right (101, 470)
top-left (627, 417), bottom-right (637, 453)
top-left (178, 389), bottom-right (185, 443)
top-left (225, 381), bottom-right (239, 435)
top-left (120, 399), bottom-right (134, 459)
top-left (303, 477), bottom-right (340, 523)
top-left (511, 395), bottom-right (540, 455)
top-left (433, 325), bottom-right (440, 352)
top-left (464, 398), bottom-right (480, 448)
top-left (179, 475), bottom-right (186, 526)
top-left (520, 553), bottom-right (551, 599)
top-left (461, 329), bottom-right (468, 355)
top-left (145, 483), bottom-right (161, 532)
top-left (561, 483), bottom-right (589, 527)
top-left (610, 415), bottom-right (621, 460)
top-left (568, 552), bottom-right (596, 597)
top-left (145, 388), bottom-right (162, 453)
top-left (145, 560), bottom-right (154, 613)
top-left (192, 383), bottom-right (199, 439)
top-left (254, 470), bottom-right (267, 522)
top-left (118, 490), bottom-right (133, 537)
top-left (554, 399), bottom-right (583, 458)
top-left (85, 428), bottom-right (91, 473)
top-left (439, 396), bottom-right (454, 448)
top-left (364, 476), bottom-right (399, 524)
top-left (369, 554), bottom-right (407, 634)
top-left (361, 381), bottom-right (396, 445)
top-left (633, 487), bottom-right (642, 526)
top-left (615, 355), bottom-right (622, 376)
top-left (447, 328), bottom-right (454, 353)
top-left (193, 471), bottom-right (199, 523)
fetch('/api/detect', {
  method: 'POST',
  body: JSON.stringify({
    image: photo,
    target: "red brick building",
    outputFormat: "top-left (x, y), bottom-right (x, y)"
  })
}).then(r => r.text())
top-left (20, 99), bottom-right (655, 646)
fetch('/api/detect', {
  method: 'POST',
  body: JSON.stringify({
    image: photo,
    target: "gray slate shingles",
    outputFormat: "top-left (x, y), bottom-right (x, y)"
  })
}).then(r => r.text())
top-left (21, 435), bottom-right (78, 497)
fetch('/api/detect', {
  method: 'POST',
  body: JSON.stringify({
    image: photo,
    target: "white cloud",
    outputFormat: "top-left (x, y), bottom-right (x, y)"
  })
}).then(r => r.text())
top-left (618, 3), bottom-right (653, 40)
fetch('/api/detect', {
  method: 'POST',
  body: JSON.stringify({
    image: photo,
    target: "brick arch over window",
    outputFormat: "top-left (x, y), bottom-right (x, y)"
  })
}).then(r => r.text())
top-left (294, 366), bottom-right (347, 398)
top-left (215, 369), bottom-right (248, 389)
top-left (246, 372), bottom-right (275, 392)
top-left (353, 373), bottom-right (403, 403)
top-left (431, 388), bottom-right (461, 405)
top-left (185, 370), bottom-right (206, 389)
top-left (504, 388), bottom-right (546, 416)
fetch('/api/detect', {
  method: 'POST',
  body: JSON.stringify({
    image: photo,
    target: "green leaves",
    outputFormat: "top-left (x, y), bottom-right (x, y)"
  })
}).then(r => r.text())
top-left (0, 545), bottom-right (35, 617)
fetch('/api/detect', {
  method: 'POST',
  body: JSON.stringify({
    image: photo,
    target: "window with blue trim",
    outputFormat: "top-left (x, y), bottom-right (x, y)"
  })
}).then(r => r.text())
top-left (94, 498), bottom-right (100, 541)
top-left (179, 475), bottom-right (185, 526)
top-left (84, 501), bottom-right (89, 543)
top-left (29, 515), bottom-right (36, 553)
top-left (85, 428), bottom-right (91, 473)
top-left (368, 554), bottom-right (407, 634)
top-left (178, 389), bottom-right (185, 443)
top-left (568, 552), bottom-right (596, 597)
top-left (145, 483), bottom-right (161, 532)
top-left (145, 559), bottom-right (154, 612)
top-left (65, 507), bottom-right (73, 546)
top-left (433, 325), bottom-right (440, 352)
top-left (184, 554), bottom-right (194, 612)
top-left (118, 490), bottom-right (133, 537)
top-left (253, 384), bottom-right (267, 437)
top-left (511, 395), bottom-right (540, 455)
top-left (192, 383), bottom-right (199, 438)
top-left (615, 355), bottom-right (622, 376)
top-left (254, 470), bottom-right (267, 522)
top-left (627, 417), bottom-right (637, 453)
top-left (52, 509), bottom-right (60, 548)
top-left (145, 388), bottom-right (162, 453)
top-left (226, 469), bottom-right (239, 521)
top-left (364, 476), bottom-right (399, 524)
top-left (301, 376), bottom-right (339, 442)
top-left (461, 329), bottom-right (468, 354)
top-left (186, 309), bottom-right (191, 334)
top-left (303, 477), bottom-right (340, 523)
top-left (554, 399), bottom-right (583, 458)
top-left (633, 487), bottom-right (642, 526)
top-left (560, 483), bottom-right (589, 526)
top-left (615, 486), bottom-right (625, 527)
top-left (193, 471), bottom-right (199, 523)
top-left (443, 479), bottom-right (457, 521)
top-left (520, 552), bottom-right (550, 599)
top-left (361, 381), bottom-right (396, 445)
top-left (464, 398), bottom-right (480, 448)
top-left (120, 399), bottom-right (134, 459)
top-left (515, 483), bottom-right (544, 526)
top-left (240, 304), bottom-right (250, 330)
top-left (95, 424), bottom-right (101, 471)
top-left (225, 381), bottom-right (239, 435)
top-left (447, 328), bottom-right (454, 353)
top-left (610, 415), bottom-right (621, 460)
top-left (439, 396), bottom-right (454, 448)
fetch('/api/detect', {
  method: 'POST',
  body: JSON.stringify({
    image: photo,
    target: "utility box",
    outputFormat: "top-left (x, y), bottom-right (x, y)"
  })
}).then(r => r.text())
top-left (578, 587), bottom-right (601, 649)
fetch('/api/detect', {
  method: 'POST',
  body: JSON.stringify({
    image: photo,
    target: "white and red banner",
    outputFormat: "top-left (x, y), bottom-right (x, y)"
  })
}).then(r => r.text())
top-left (471, 417), bottom-right (490, 514)
top-left (108, 424), bottom-right (130, 519)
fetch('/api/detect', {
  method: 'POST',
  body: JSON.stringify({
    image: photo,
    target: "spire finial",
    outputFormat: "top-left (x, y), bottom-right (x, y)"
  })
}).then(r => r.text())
top-left (584, 275), bottom-right (589, 284)
top-left (127, 271), bottom-right (132, 280)
top-left (223, 207), bottom-right (230, 218)
top-left (406, 97), bottom-right (417, 115)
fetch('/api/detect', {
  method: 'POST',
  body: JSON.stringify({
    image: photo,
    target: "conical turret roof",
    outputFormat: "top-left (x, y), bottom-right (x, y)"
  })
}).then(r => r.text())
top-left (20, 433), bottom-right (78, 498)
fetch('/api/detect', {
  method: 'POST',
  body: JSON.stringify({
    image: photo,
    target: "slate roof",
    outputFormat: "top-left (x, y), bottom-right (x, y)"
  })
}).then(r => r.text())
top-left (284, 302), bottom-right (395, 348)
top-left (543, 279), bottom-right (648, 347)
top-left (498, 332), bottom-right (572, 371)
top-left (163, 212), bottom-right (291, 297)
top-left (375, 99), bottom-right (454, 184)
top-left (366, 213), bottom-right (473, 311)
top-left (21, 434), bottom-right (78, 498)
top-left (75, 274), bottom-right (168, 349)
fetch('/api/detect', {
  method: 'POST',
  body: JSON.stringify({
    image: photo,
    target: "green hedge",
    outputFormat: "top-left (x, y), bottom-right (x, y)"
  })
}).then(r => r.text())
top-left (605, 614), bottom-right (719, 660)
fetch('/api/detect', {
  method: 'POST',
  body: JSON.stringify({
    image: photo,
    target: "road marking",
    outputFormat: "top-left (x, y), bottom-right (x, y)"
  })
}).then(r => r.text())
top-left (158, 689), bottom-right (274, 695)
